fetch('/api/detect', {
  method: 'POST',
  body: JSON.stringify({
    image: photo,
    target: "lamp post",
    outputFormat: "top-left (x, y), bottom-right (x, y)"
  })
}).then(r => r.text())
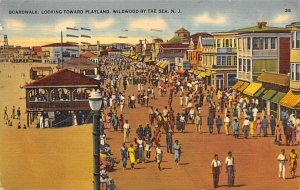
top-left (89, 89), bottom-right (103, 190)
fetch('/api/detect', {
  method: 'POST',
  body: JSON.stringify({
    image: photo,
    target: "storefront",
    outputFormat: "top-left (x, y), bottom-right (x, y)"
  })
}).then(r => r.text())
top-left (270, 92), bottom-right (286, 119)
top-left (262, 90), bottom-right (277, 115)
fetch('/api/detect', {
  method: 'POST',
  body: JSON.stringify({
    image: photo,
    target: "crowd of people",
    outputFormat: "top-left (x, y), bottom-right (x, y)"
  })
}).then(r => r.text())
top-left (94, 55), bottom-right (299, 189)
top-left (2, 54), bottom-right (299, 189)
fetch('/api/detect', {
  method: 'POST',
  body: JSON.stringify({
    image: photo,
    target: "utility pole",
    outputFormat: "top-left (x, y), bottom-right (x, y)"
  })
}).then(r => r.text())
top-left (61, 31), bottom-right (63, 69)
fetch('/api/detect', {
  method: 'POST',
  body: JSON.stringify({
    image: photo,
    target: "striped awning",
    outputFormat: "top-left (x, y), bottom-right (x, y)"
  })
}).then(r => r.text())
top-left (262, 90), bottom-right (277, 101)
top-left (232, 81), bottom-right (244, 90)
top-left (237, 82), bottom-right (249, 92)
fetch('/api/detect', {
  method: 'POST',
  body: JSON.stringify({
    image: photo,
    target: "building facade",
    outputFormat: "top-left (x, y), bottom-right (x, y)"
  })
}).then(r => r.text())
top-left (235, 22), bottom-right (291, 82)
top-left (41, 43), bottom-right (79, 64)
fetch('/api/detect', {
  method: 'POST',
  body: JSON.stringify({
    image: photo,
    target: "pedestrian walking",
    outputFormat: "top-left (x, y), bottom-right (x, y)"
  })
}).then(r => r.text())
top-left (270, 115), bottom-right (276, 136)
top-left (194, 113), bottom-right (202, 133)
top-left (216, 115), bottom-right (222, 134)
top-left (243, 117), bottom-right (250, 139)
top-left (232, 117), bottom-right (239, 138)
top-left (274, 125), bottom-right (282, 145)
top-left (166, 131), bottom-right (173, 154)
top-left (277, 149), bottom-right (287, 179)
top-left (225, 152), bottom-right (235, 187)
top-left (289, 149), bottom-right (298, 178)
top-left (145, 137), bottom-right (152, 162)
top-left (211, 154), bottom-right (222, 189)
top-left (261, 116), bottom-right (269, 137)
top-left (207, 115), bottom-right (214, 134)
top-left (156, 144), bottom-right (163, 171)
top-left (120, 143), bottom-right (128, 170)
top-left (128, 144), bottom-right (136, 169)
top-left (136, 137), bottom-right (145, 163)
top-left (123, 120), bottom-right (130, 142)
top-left (173, 140), bottom-right (181, 165)
top-left (224, 115), bottom-right (230, 135)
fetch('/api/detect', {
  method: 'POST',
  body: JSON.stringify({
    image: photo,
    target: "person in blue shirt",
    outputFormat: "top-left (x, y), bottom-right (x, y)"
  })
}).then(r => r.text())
top-left (232, 117), bottom-right (239, 138)
top-left (261, 116), bottom-right (269, 137)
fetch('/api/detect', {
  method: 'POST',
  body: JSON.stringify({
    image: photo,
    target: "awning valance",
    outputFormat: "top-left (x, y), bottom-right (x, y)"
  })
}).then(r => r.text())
top-left (270, 92), bottom-right (286, 104)
top-left (262, 90), bottom-right (277, 100)
top-left (279, 90), bottom-right (300, 109)
top-left (232, 81), bottom-right (244, 90)
top-left (197, 67), bottom-right (205, 71)
top-left (243, 82), bottom-right (262, 96)
top-left (237, 82), bottom-right (249, 92)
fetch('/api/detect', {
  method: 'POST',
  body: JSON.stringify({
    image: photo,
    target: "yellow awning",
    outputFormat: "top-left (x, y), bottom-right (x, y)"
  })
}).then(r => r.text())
top-left (197, 74), bottom-right (203, 79)
top-left (200, 72), bottom-right (206, 77)
top-left (237, 82), bottom-right (249, 92)
top-left (144, 57), bottom-right (151, 62)
top-left (156, 61), bottom-right (164, 67)
top-left (193, 70), bottom-right (200, 75)
top-left (188, 69), bottom-right (194, 73)
top-left (243, 82), bottom-right (262, 96)
top-left (160, 62), bottom-right (169, 69)
top-left (232, 81), bottom-right (244, 90)
top-left (280, 90), bottom-right (300, 109)
top-left (205, 70), bottom-right (211, 76)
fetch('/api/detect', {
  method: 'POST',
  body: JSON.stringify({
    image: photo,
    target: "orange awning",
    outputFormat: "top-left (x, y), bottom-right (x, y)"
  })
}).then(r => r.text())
top-left (177, 68), bottom-right (185, 74)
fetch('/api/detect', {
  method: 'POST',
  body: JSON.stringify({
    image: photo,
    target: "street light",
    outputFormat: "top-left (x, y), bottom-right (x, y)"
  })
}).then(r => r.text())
top-left (88, 89), bottom-right (103, 190)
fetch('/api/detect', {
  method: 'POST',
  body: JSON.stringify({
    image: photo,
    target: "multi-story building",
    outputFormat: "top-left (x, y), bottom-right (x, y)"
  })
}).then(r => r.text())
top-left (280, 22), bottom-right (300, 117)
top-left (41, 43), bottom-right (79, 64)
top-left (234, 22), bottom-right (291, 83)
top-left (187, 33), bottom-right (212, 69)
top-left (202, 31), bottom-right (238, 89)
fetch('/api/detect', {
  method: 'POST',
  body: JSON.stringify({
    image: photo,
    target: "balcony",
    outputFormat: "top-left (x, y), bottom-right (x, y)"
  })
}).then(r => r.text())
top-left (217, 48), bottom-right (237, 54)
top-left (252, 49), bottom-right (277, 57)
top-left (238, 49), bottom-right (251, 57)
top-left (237, 71), bottom-right (251, 81)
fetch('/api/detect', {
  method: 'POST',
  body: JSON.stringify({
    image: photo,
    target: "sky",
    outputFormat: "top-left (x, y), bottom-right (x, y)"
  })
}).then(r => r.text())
top-left (0, 0), bottom-right (299, 47)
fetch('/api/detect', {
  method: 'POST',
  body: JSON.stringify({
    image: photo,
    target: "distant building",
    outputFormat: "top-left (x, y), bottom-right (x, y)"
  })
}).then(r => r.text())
top-left (59, 57), bottom-right (99, 77)
top-left (81, 52), bottom-right (99, 64)
top-left (202, 31), bottom-right (238, 89)
top-left (168, 27), bottom-right (190, 44)
top-left (41, 43), bottom-right (79, 64)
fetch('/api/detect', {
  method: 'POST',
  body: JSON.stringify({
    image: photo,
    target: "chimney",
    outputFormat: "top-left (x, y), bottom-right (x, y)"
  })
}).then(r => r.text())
top-left (258, 21), bottom-right (267, 29)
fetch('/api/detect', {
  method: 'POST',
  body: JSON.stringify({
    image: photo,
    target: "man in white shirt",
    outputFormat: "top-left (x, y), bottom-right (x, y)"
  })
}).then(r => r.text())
top-left (225, 152), bottom-right (235, 187)
top-left (277, 149), bottom-right (287, 179)
top-left (243, 117), bottom-right (250, 139)
top-left (123, 120), bottom-right (130, 142)
top-left (211, 154), bottom-right (222, 188)
top-left (224, 116), bottom-right (230, 135)
top-left (252, 107), bottom-right (258, 121)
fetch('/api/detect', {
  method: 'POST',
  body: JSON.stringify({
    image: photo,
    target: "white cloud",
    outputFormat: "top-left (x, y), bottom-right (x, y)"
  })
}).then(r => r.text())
top-left (270, 14), bottom-right (291, 24)
top-left (93, 18), bottom-right (114, 29)
top-left (54, 19), bottom-right (76, 31)
top-left (194, 12), bottom-right (227, 25)
top-left (129, 17), bottom-right (167, 31)
top-left (6, 19), bottom-right (25, 30)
